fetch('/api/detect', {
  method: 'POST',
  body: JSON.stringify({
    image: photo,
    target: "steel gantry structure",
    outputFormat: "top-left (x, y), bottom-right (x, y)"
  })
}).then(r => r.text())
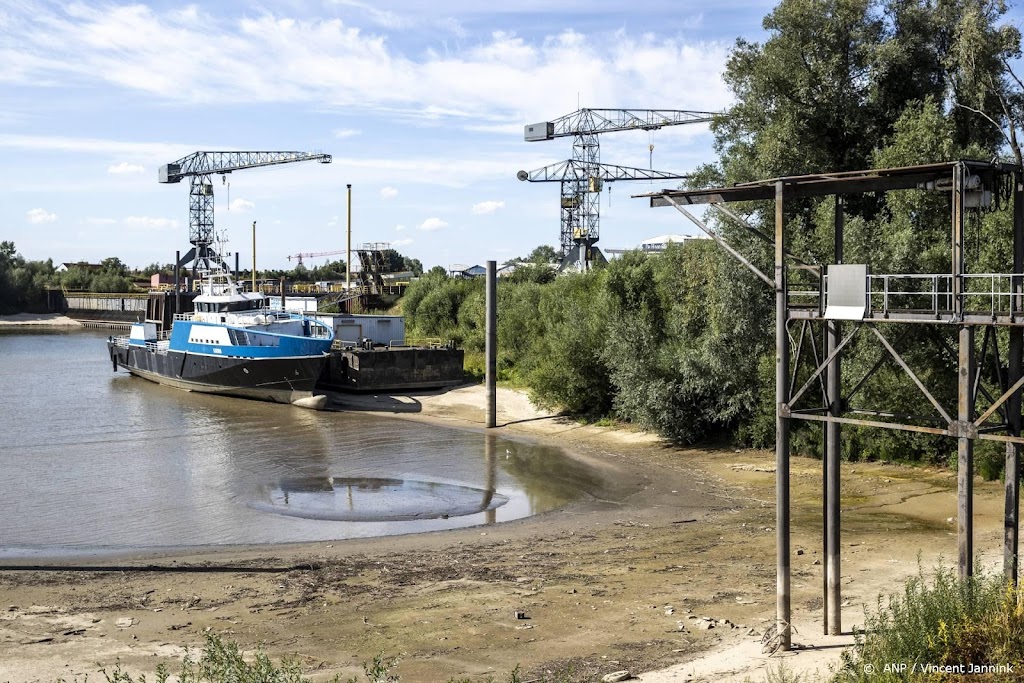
top-left (518, 108), bottom-right (716, 270)
top-left (638, 160), bottom-right (1024, 652)
top-left (159, 151), bottom-right (332, 272)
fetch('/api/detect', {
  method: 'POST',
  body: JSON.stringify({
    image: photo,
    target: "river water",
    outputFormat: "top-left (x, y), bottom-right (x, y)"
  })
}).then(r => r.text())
top-left (0, 330), bottom-right (600, 558)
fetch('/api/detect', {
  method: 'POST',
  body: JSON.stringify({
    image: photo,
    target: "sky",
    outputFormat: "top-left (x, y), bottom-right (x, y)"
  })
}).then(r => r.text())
top-left (1, 0), bottom-right (777, 271)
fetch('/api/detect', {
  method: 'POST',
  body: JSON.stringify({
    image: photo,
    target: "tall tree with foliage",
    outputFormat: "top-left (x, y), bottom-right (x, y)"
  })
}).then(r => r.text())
top-left (698, 0), bottom-right (1022, 457)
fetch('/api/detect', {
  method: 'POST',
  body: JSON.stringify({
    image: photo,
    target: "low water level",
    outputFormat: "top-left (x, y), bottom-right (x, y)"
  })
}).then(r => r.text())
top-left (0, 330), bottom-right (600, 558)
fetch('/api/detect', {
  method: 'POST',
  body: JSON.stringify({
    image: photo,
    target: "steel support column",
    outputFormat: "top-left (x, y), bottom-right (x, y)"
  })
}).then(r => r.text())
top-left (953, 163), bottom-right (974, 579)
top-left (826, 196), bottom-right (843, 635)
top-left (775, 181), bottom-right (792, 649)
top-left (959, 325), bottom-right (976, 579)
top-left (1007, 172), bottom-right (1024, 583)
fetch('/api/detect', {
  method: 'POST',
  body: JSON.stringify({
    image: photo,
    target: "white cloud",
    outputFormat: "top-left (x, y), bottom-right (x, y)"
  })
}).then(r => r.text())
top-left (395, 224), bottom-right (406, 231)
top-left (0, 134), bottom-right (189, 159)
top-left (472, 200), bottom-right (505, 215)
top-left (107, 161), bottom-right (144, 174)
top-left (418, 217), bottom-right (448, 232)
top-left (27, 208), bottom-right (57, 224)
top-left (1, 6), bottom-right (732, 117)
top-left (333, 128), bottom-right (361, 138)
top-left (123, 216), bottom-right (177, 231)
top-left (327, 215), bottom-right (340, 227)
top-left (380, 186), bottom-right (398, 199)
top-left (391, 237), bottom-right (414, 247)
top-left (229, 198), bottom-right (255, 211)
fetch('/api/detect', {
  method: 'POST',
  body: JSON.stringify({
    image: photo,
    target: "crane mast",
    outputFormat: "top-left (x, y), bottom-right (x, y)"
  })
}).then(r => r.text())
top-left (520, 108), bottom-right (717, 270)
top-left (160, 151), bottom-right (332, 272)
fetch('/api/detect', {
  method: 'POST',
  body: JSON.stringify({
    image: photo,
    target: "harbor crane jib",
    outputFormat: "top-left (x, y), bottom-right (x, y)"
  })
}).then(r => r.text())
top-left (518, 108), bottom-right (716, 270)
top-left (160, 151), bottom-right (332, 272)
top-left (288, 250), bottom-right (346, 267)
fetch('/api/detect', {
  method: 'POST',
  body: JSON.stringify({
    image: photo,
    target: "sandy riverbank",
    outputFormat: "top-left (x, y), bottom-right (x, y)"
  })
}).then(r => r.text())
top-left (0, 313), bottom-right (83, 327)
top-left (0, 384), bottom-right (1005, 682)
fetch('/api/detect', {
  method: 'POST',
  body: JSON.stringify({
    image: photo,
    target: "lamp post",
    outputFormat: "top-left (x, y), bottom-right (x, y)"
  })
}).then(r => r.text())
top-left (251, 221), bottom-right (257, 293)
top-left (346, 184), bottom-right (352, 291)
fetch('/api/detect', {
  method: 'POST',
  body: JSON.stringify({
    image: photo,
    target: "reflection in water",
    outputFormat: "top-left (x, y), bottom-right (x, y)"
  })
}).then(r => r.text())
top-left (0, 331), bottom-right (607, 557)
top-left (485, 434), bottom-right (496, 525)
top-left (250, 477), bottom-right (509, 522)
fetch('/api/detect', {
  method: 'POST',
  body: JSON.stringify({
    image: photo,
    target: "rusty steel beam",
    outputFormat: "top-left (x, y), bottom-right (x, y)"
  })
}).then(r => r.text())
top-left (789, 310), bottom-right (1024, 326)
top-left (826, 196), bottom-right (843, 636)
top-left (974, 372), bottom-right (1024, 428)
top-left (959, 325), bottom-right (976, 579)
top-left (791, 411), bottom-right (952, 436)
top-left (709, 203), bottom-right (815, 269)
top-left (953, 163), bottom-right (974, 581)
top-left (663, 196), bottom-right (776, 289)
top-left (788, 325), bottom-right (861, 408)
top-left (1008, 171), bottom-right (1024, 583)
top-left (775, 181), bottom-right (792, 651)
top-left (869, 325), bottom-right (954, 424)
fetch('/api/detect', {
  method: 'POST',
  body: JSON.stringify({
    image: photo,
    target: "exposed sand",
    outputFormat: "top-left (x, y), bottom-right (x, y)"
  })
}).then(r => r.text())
top-left (0, 384), bottom-right (1006, 682)
top-left (0, 313), bottom-right (82, 327)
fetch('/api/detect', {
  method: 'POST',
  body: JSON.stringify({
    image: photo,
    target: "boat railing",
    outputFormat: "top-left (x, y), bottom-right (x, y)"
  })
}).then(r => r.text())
top-left (109, 334), bottom-right (170, 352)
top-left (388, 337), bottom-right (446, 349)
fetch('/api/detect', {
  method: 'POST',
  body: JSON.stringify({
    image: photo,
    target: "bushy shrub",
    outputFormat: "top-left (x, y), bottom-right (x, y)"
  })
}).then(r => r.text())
top-left (836, 565), bottom-right (1024, 682)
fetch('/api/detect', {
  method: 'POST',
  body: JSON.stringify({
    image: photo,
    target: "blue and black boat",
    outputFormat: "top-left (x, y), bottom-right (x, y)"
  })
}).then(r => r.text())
top-left (107, 267), bottom-right (334, 408)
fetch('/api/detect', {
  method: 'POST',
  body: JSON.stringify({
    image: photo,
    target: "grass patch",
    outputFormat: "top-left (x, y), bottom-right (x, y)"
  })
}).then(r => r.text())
top-left (64, 634), bottom-right (590, 683)
top-left (835, 563), bottom-right (1024, 682)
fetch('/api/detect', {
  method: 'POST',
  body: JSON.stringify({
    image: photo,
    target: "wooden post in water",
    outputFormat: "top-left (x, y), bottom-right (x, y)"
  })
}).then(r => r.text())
top-left (486, 260), bottom-right (497, 428)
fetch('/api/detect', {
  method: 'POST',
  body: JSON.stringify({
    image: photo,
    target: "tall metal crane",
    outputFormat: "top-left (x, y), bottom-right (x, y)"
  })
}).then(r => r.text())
top-left (518, 108), bottom-right (717, 270)
top-left (160, 151), bottom-right (332, 272)
top-left (288, 249), bottom-right (346, 267)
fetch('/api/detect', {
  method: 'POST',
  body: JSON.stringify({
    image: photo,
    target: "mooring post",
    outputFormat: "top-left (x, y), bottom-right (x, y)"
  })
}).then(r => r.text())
top-left (486, 260), bottom-right (497, 428)
top-left (826, 196), bottom-right (843, 636)
top-left (1007, 171), bottom-right (1024, 584)
top-left (775, 181), bottom-right (792, 650)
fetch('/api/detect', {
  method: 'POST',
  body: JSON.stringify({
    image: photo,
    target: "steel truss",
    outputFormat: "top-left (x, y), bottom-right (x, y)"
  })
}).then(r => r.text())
top-left (159, 151), bottom-right (332, 273)
top-left (638, 160), bottom-right (1024, 651)
top-left (519, 109), bottom-right (716, 269)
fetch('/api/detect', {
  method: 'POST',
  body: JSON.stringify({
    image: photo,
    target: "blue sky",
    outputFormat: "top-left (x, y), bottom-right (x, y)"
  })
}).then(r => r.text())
top-left (2, 0), bottom-right (776, 270)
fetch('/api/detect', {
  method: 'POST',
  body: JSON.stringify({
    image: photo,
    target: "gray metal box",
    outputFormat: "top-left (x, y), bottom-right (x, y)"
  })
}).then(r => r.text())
top-left (158, 163), bottom-right (181, 183)
top-left (524, 122), bottom-right (554, 141)
top-left (825, 264), bottom-right (868, 320)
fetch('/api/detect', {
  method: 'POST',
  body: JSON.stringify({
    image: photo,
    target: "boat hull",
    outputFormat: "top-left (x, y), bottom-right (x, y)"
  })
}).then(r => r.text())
top-left (108, 341), bottom-right (328, 405)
